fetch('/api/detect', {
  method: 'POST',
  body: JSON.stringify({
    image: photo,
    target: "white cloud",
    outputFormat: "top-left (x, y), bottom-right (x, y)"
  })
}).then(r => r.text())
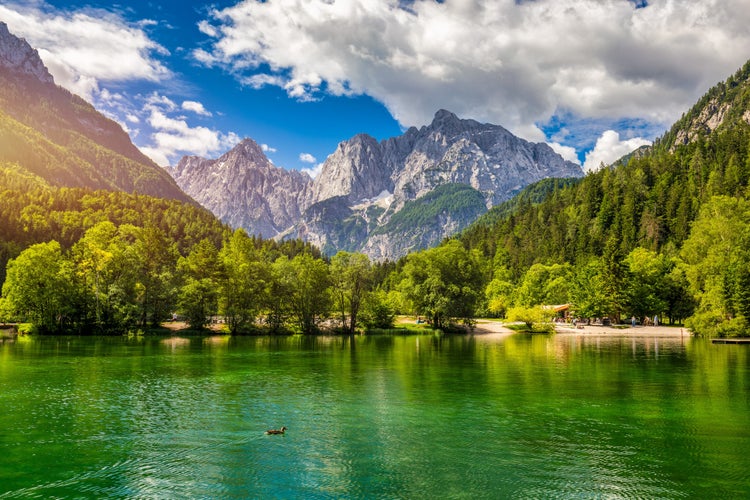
top-left (0, 2), bottom-right (170, 101)
top-left (197, 0), bottom-right (750, 140)
top-left (261, 143), bottom-right (277, 153)
top-left (138, 94), bottom-right (241, 166)
top-left (582, 130), bottom-right (651, 172)
top-left (299, 152), bottom-right (317, 163)
top-left (302, 163), bottom-right (324, 179)
top-left (138, 146), bottom-right (171, 168)
top-left (548, 142), bottom-right (580, 165)
top-left (181, 100), bottom-right (212, 116)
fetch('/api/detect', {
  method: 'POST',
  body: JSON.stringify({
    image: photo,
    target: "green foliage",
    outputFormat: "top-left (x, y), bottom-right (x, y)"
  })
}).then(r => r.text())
top-left (2, 241), bottom-right (81, 333)
top-left (513, 263), bottom-right (572, 307)
top-left (398, 240), bottom-right (483, 329)
top-left (680, 196), bottom-right (750, 335)
top-left (359, 289), bottom-right (396, 330)
top-left (484, 264), bottom-right (515, 317)
top-left (330, 251), bottom-right (373, 333)
top-left (506, 305), bottom-right (554, 333)
top-left (177, 239), bottom-right (221, 329)
top-left (374, 184), bottom-right (486, 237)
top-left (218, 229), bottom-right (269, 333)
top-left (272, 254), bottom-right (331, 334)
top-left (71, 222), bottom-right (140, 331)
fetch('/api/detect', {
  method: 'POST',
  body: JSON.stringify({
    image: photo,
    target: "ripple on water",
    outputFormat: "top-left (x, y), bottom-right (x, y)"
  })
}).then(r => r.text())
top-left (2, 335), bottom-right (749, 499)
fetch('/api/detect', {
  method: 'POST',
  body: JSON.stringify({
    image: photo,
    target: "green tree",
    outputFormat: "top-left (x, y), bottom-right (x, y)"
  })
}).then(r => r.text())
top-left (71, 221), bottom-right (139, 331)
top-left (681, 196), bottom-right (750, 336)
top-left (272, 253), bottom-right (331, 334)
top-left (2, 241), bottom-right (80, 332)
top-left (177, 238), bottom-right (221, 329)
top-left (661, 260), bottom-right (696, 325)
top-left (485, 264), bottom-right (515, 318)
top-left (513, 262), bottom-right (572, 307)
top-left (506, 305), bottom-right (554, 332)
top-left (398, 241), bottom-right (483, 329)
top-left (218, 229), bottom-right (269, 333)
top-left (623, 247), bottom-right (669, 320)
top-left (133, 224), bottom-right (179, 327)
top-left (330, 251), bottom-right (373, 334)
top-left (359, 289), bottom-right (396, 330)
top-left (569, 258), bottom-right (610, 320)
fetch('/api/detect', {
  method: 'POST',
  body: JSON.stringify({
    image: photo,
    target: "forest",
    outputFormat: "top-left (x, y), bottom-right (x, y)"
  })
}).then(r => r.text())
top-left (3, 63), bottom-right (750, 337)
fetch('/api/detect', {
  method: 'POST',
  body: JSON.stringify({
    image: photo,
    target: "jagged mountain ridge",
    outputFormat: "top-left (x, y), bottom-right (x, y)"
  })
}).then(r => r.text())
top-left (0, 22), bottom-right (192, 203)
top-left (172, 139), bottom-right (310, 237)
top-left (172, 110), bottom-right (584, 260)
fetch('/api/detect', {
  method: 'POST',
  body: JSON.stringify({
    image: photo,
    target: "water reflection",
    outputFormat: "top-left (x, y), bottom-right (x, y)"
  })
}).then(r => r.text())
top-left (0, 333), bottom-right (748, 498)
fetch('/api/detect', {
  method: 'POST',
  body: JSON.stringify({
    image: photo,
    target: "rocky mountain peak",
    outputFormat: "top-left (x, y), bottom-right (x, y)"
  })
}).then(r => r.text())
top-left (311, 132), bottom-right (390, 204)
top-left (230, 137), bottom-right (267, 160)
top-left (428, 109), bottom-right (482, 136)
top-left (170, 139), bottom-right (312, 237)
top-left (0, 22), bottom-right (54, 84)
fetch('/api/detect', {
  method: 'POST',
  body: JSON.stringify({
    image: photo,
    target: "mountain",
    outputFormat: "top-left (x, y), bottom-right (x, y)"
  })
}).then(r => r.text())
top-left (171, 139), bottom-right (310, 237)
top-left (173, 110), bottom-right (583, 259)
top-left (0, 22), bottom-right (192, 203)
top-left (296, 110), bottom-right (583, 259)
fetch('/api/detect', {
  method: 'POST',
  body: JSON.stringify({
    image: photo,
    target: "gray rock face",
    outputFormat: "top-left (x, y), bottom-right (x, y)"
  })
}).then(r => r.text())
top-left (173, 110), bottom-right (584, 259)
top-left (311, 134), bottom-right (390, 205)
top-left (171, 139), bottom-right (311, 237)
top-left (0, 22), bottom-right (54, 84)
top-left (382, 110), bottom-right (582, 209)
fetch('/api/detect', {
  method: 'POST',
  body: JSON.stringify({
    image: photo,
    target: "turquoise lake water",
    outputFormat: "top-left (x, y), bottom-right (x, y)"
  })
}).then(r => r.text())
top-left (1, 333), bottom-right (748, 498)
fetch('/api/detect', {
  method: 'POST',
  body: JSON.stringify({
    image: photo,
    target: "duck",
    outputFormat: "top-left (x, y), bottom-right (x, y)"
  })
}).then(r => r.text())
top-left (265, 426), bottom-right (287, 435)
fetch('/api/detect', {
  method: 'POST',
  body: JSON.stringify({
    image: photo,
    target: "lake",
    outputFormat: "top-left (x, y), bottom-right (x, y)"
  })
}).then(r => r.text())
top-left (1, 332), bottom-right (748, 498)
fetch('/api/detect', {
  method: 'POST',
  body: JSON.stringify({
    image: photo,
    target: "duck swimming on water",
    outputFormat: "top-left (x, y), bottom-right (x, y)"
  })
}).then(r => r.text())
top-left (265, 426), bottom-right (287, 435)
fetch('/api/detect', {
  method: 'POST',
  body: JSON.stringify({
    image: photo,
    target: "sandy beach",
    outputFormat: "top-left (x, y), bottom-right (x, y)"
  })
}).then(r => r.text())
top-left (472, 319), bottom-right (690, 337)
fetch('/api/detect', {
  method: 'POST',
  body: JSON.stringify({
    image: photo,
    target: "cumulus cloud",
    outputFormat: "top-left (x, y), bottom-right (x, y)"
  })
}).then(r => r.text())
top-left (181, 100), bottom-right (212, 116)
top-left (197, 0), bottom-right (750, 142)
top-left (0, 2), bottom-right (170, 101)
top-left (302, 163), bottom-right (324, 179)
top-left (582, 130), bottom-right (651, 172)
top-left (261, 143), bottom-right (277, 153)
top-left (548, 142), bottom-right (580, 165)
top-left (299, 152), bottom-right (317, 163)
top-left (138, 93), bottom-right (241, 166)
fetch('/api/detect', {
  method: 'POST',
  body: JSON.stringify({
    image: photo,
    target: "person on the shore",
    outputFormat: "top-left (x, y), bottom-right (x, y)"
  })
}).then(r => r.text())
top-left (631, 316), bottom-right (636, 327)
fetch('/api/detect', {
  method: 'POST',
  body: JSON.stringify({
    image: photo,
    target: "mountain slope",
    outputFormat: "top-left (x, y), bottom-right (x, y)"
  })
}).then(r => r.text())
top-left (660, 60), bottom-right (750, 152)
top-left (0, 22), bottom-right (192, 203)
top-left (457, 58), bottom-right (750, 275)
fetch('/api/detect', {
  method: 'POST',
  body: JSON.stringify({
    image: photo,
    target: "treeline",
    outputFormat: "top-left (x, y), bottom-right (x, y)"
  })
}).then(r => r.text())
top-left (0, 224), bottom-right (389, 335)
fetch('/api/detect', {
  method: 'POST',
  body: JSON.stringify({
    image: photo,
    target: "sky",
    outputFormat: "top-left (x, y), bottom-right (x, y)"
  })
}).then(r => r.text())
top-left (1, 1), bottom-right (749, 175)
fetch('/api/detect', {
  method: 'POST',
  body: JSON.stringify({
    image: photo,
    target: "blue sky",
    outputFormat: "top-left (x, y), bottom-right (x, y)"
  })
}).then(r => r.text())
top-left (1, 1), bottom-right (749, 175)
